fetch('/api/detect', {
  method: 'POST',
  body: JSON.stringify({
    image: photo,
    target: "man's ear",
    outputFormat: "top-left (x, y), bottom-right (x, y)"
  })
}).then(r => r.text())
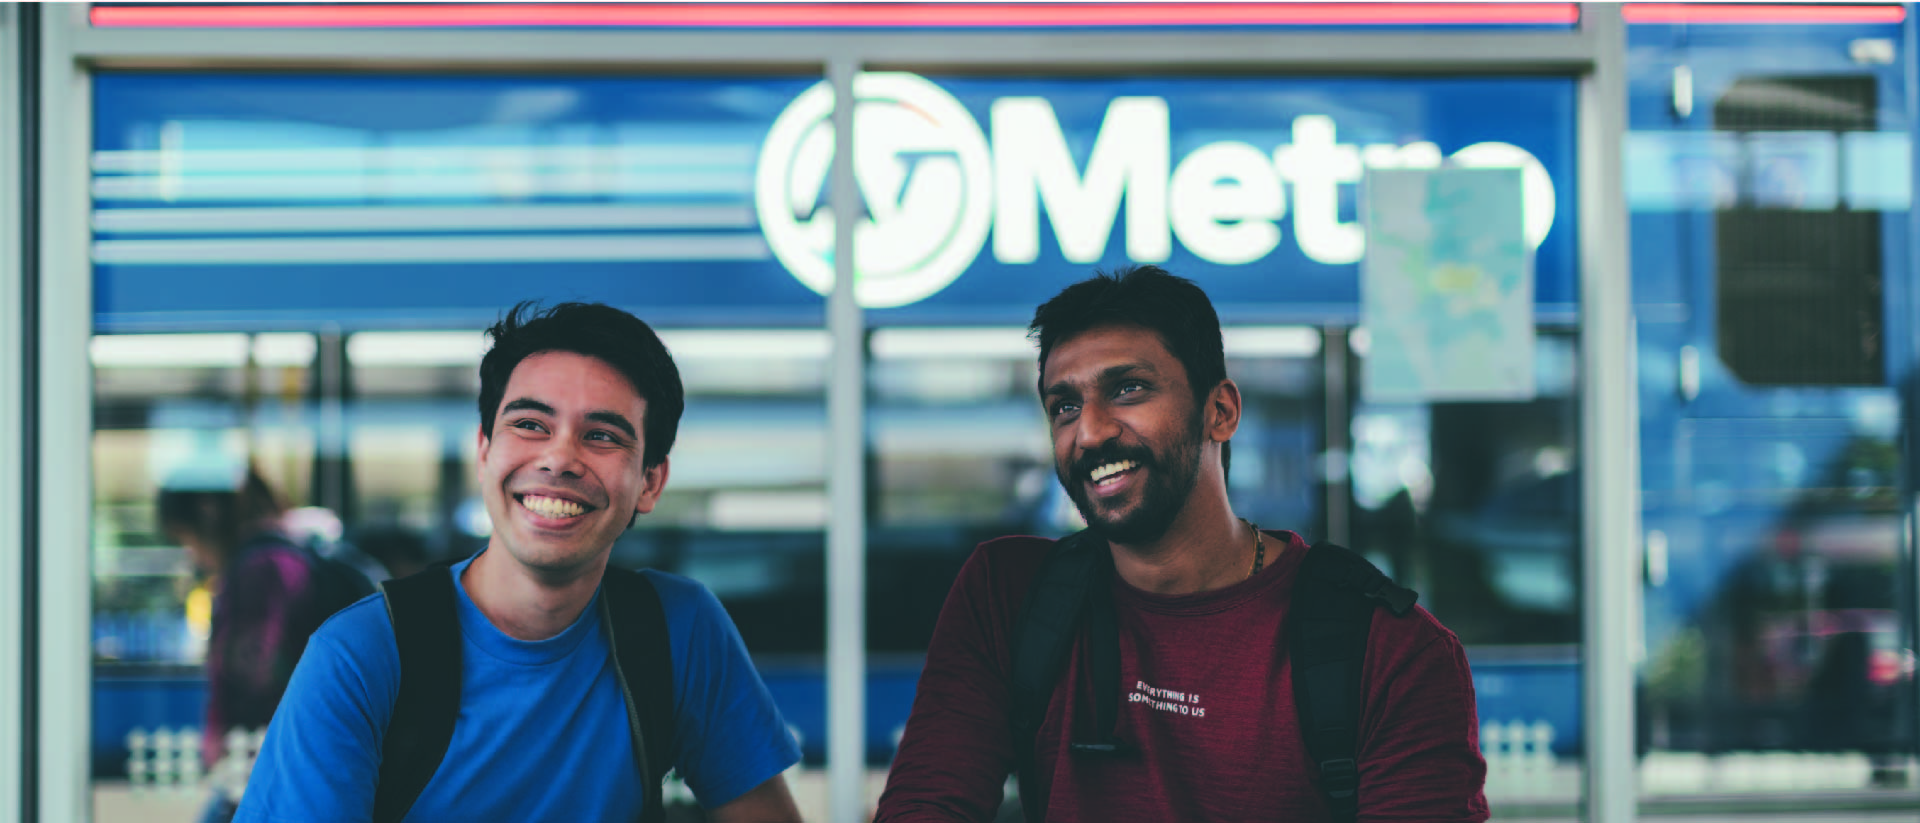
top-left (632, 457), bottom-right (671, 517)
top-left (1206, 379), bottom-right (1242, 444)
top-left (475, 424), bottom-right (490, 482)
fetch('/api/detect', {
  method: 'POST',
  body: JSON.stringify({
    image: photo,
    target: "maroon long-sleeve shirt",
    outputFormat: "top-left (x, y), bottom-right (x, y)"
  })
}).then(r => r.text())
top-left (875, 531), bottom-right (1490, 823)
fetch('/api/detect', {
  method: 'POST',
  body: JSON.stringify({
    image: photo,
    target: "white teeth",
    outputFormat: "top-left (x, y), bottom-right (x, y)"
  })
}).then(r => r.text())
top-left (1089, 460), bottom-right (1138, 483)
top-left (522, 495), bottom-right (585, 519)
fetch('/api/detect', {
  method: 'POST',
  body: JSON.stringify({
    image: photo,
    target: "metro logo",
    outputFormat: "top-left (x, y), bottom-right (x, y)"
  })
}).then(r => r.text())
top-left (757, 73), bottom-right (1556, 307)
top-left (992, 96), bottom-right (1172, 265)
top-left (756, 73), bottom-right (994, 309)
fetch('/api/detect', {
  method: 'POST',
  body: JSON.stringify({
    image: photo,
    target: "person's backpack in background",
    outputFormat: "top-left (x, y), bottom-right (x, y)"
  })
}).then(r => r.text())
top-left (299, 538), bottom-right (379, 618)
top-left (237, 531), bottom-right (378, 620)
top-left (282, 505), bottom-right (389, 606)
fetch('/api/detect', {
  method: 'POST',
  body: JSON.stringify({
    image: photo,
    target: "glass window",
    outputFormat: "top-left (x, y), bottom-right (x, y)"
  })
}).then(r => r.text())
top-left (847, 72), bottom-right (1581, 817)
top-left (1629, 16), bottom-right (1919, 807)
top-left (1713, 77), bottom-right (1885, 386)
top-left (88, 68), bottom-right (1588, 819)
top-left (88, 72), bottom-right (830, 821)
top-left (90, 335), bottom-right (319, 817)
top-left (1347, 330), bottom-right (1584, 813)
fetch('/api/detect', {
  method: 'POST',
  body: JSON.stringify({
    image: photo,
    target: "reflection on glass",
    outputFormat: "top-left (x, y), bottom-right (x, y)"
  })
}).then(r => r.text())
top-left (868, 325), bottom-right (1592, 812)
top-left (92, 339), bottom-right (324, 821)
top-left (1643, 418), bottom-right (1916, 790)
top-left (90, 329), bottom-right (832, 819)
top-left (1629, 22), bottom-right (1919, 803)
top-left (89, 67), bottom-right (840, 820)
top-left (1350, 330), bottom-right (1584, 811)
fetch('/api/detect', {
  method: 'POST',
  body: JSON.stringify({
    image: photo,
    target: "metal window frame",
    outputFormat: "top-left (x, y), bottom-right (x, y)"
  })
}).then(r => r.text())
top-left (36, 7), bottom-right (93, 823)
top-left (1, 6), bottom-right (24, 823)
top-left (34, 4), bottom-right (1637, 823)
top-left (1908, 2), bottom-right (1920, 783)
top-left (69, 24), bottom-right (1600, 73)
top-left (824, 56), bottom-right (867, 823)
top-left (1577, 8), bottom-right (1635, 822)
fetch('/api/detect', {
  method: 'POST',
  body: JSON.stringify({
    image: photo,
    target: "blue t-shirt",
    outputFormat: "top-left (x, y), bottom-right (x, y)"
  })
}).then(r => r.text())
top-left (234, 554), bottom-right (801, 822)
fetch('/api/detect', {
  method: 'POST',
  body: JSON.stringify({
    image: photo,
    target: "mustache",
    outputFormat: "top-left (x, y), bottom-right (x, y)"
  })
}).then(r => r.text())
top-left (1067, 443), bottom-right (1155, 481)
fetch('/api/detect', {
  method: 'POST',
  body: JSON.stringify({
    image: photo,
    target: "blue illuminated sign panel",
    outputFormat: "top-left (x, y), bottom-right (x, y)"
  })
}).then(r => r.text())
top-left (93, 73), bottom-right (1576, 331)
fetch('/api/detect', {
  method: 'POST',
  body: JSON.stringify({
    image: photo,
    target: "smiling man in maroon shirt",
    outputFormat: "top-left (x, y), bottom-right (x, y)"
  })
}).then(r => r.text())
top-left (874, 266), bottom-right (1489, 823)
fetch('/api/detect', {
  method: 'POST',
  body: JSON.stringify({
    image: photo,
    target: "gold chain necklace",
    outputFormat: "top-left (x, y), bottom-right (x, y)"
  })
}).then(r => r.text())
top-left (1242, 518), bottom-right (1265, 579)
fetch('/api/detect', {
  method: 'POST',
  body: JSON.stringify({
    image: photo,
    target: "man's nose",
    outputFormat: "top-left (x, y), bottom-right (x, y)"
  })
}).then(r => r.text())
top-left (537, 435), bottom-right (586, 477)
top-left (1073, 401), bottom-right (1122, 450)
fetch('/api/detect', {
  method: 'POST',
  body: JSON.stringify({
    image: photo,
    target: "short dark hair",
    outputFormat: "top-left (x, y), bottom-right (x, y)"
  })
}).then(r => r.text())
top-left (1029, 265), bottom-right (1231, 475)
top-left (478, 301), bottom-right (684, 470)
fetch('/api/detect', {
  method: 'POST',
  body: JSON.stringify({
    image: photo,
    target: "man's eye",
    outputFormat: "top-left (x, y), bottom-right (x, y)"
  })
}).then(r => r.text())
top-left (510, 419), bottom-right (546, 432)
top-left (586, 430), bottom-right (617, 442)
top-left (1051, 402), bottom-right (1080, 418)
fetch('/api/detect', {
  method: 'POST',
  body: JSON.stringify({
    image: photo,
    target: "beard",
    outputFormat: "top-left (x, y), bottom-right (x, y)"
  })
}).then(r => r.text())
top-left (1057, 405), bottom-right (1205, 546)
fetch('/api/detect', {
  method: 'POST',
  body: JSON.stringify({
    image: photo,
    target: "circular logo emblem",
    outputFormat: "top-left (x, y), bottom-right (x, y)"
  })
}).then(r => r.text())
top-left (756, 73), bottom-right (993, 309)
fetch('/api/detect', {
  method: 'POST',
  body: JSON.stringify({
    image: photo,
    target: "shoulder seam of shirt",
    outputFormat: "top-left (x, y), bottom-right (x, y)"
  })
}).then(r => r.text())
top-left (1370, 624), bottom-right (1461, 687)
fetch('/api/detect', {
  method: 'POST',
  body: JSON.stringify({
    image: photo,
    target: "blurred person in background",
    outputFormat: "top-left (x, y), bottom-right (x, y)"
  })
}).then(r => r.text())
top-left (157, 463), bottom-right (373, 823)
top-left (284, 505), bottom-right (393, 585)
top-left (877, 266), bottom-right (1488, 822)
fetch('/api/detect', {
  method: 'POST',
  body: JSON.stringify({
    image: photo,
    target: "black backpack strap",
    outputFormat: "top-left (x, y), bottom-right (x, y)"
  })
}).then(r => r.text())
top-left (1078, 555), bottom-right (1125, 756)
top-left (600, 567), bottom-right (676, 823)
top-left (373, 563), bottom-right (461, 823)
top-left (1009, 531), bottom-right (1097, 750)
top-left (1009, 531), bottom-right (1127, 821)
top-left (1289, 543), bottom-right (1418, 823)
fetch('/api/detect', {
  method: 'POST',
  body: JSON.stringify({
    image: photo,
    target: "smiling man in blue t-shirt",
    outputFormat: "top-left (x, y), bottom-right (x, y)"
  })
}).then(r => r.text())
top-left (235, 302), bottom-right (802, 823)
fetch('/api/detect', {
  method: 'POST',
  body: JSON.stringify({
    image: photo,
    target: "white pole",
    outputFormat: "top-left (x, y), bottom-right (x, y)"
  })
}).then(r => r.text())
top-left (825, 57), bottom-right (868, 823)
top-left (0, 6), bottom-right (26, 822)
top-left (38, 4), bottom-right (97, 822)
top-left (1577, 5), bottom-right (1638, 823)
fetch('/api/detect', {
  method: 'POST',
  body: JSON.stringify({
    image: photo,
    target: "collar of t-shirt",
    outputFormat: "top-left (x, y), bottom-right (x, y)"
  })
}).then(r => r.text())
top-left (450, 551), bottom-right (606, 667)
top-left (1109, 529), bottom-right (1309, 617)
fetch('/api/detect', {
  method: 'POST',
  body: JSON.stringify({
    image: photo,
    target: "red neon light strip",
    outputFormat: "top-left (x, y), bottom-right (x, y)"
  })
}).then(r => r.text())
top-left (89, 3), bottom-right (1582, 30)
top-left (1623, 4), bottom-right (1906, 25)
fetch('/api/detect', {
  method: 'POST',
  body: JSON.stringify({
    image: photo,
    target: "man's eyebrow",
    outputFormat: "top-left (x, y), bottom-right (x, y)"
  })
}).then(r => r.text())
top-left (586, 410), bottom-right (638, 439)
top-left (502, 398), bottom-right (555, 416)
top-left (1041, 379), bottom-right (1081, 400)
top-left (1042, 362), bottom-right (1155, 399)
top-left (1100, 362), bottom-right (1155, 381)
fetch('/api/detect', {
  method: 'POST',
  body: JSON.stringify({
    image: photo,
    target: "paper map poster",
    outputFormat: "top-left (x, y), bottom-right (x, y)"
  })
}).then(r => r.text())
top-left (1361, 167), bottom-right (1535, 402)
